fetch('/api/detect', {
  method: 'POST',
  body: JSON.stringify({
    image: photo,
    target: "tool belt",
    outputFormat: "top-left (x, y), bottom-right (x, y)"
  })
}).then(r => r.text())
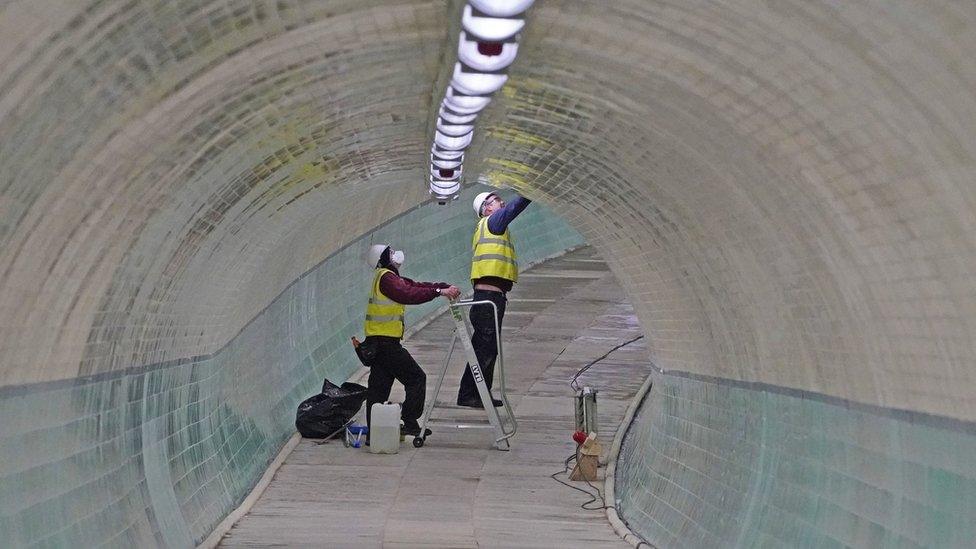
top-left (354, 336), bottom-right (400, 367)
top-left (353, 337), bottom-right (378, 367)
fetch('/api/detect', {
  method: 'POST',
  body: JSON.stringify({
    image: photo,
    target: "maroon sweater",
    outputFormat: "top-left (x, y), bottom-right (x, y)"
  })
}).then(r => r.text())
top-left (379, 268), bottom-right (450, 304)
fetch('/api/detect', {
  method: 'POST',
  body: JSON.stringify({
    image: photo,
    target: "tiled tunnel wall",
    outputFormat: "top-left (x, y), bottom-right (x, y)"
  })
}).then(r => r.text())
top-left (0, 186), bottom-right (583, 547)
top-left (2, 0), bottom-right (975, 547)
top-left (616, 371), bottom-right (976, 548)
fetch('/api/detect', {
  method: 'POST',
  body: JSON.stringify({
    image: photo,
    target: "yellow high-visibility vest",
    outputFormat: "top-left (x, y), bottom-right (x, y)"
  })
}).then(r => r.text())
top-left (364, 268), bottom-right (405, 338)
top-left (470, 216), bottom-right (518, 283)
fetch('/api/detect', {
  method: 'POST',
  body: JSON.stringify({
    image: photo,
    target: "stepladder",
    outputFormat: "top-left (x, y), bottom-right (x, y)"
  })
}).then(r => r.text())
top-left (413, 298), bottom-right (517, 450)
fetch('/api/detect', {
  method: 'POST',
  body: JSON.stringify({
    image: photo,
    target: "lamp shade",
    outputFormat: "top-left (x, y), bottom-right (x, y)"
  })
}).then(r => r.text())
top-left (450, 62), bottom-right (508, 96)
top-left (468, 0), bottom-right (535, 18)
top-left (436, 117), bottom-right (474, 137)
top-left (439, 106), bottom-right (477, 124)
top-left (431, 144), bottom-right (465, 159)
top-left (430, 164), bottom-right (463, 180)
top-left (434, 129), bottom-right (473, 151)
top-left (431, 154), bottom-right (463, 169)
top-left (443, 87), bottom-right (492, 114)
top-left (462, 4), bottom-right (525, 41)
top-left (458, 32), bottom-right (519, 72)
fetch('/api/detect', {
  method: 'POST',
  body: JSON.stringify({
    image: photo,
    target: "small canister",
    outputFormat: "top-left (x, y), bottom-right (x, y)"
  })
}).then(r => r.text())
top-left (369, 402), bottom-right (401, 454)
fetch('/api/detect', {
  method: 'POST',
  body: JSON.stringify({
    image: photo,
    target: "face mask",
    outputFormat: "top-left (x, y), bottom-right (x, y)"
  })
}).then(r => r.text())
top-left (391, 250), bottom-right (405, 266)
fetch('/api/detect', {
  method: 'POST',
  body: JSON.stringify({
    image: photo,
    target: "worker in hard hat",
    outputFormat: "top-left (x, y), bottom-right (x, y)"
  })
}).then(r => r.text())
top-left (456, 191), bottom-right (532, 408)
top-left (363, 243), bottom-right (461, 439)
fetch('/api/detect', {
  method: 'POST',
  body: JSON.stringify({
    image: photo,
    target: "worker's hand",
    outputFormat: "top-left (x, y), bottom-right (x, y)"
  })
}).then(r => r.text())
top-left (440, 285), bottom-right (461, 299)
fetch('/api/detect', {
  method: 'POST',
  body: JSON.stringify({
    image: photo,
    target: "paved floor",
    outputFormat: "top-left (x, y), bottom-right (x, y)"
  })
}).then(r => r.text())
top-left (219, 247), bottom-right (651, 548)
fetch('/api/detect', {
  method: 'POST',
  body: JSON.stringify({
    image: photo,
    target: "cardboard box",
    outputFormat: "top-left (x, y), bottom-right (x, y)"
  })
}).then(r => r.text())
top-left (570, 434), bottom-right (602, 481)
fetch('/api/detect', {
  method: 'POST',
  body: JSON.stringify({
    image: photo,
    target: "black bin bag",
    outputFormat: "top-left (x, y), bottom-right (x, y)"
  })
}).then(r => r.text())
top-left (295, 379), bottom-right (367, 439)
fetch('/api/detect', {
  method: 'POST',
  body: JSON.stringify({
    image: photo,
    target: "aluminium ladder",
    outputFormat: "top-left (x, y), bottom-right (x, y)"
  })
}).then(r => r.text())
top-left (413, 298), bottom-right (517, 450)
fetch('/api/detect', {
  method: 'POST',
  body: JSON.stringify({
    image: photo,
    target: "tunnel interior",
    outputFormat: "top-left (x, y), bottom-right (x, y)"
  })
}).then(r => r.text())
top-left (1, 0), bottom-right (975, 547)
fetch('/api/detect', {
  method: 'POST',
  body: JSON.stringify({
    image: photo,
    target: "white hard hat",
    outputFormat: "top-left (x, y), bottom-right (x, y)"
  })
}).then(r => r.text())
top-left (367, 244), bottom-right (389, 267)
top-left (472, 191), bottom-right (495, 216)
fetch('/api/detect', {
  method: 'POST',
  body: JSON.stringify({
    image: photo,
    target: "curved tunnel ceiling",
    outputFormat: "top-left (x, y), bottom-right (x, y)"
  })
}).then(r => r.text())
top-left (2, 0), bottom-right (975, 431)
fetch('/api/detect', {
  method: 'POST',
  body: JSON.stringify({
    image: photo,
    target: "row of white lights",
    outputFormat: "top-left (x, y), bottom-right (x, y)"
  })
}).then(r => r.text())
top-left (428, 0), bottom-right (535, 201)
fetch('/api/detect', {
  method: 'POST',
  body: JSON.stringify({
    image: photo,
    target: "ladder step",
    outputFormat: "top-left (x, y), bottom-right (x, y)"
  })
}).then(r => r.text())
top-left (436, 402), bottom-right (500, 410)
top-left (425, 420), bottom-right (494, 429)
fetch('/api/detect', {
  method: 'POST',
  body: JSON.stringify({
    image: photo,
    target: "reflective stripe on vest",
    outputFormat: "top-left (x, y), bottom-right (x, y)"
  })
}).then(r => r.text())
top-left (364, 268), bottom-right (405, 338)
top-left (470, 216), bottom-right (518, 283)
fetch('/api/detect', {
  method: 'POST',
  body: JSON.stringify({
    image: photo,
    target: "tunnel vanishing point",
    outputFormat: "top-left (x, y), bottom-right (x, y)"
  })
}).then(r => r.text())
top-left (1, 1), bottom-right (975, 547)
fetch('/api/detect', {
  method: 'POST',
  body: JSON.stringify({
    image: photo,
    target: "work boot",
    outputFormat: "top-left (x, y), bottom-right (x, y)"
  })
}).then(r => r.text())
top-left (456, 395), bottom-right (503, 408)
top-left (401, 424), bottom-right (432, 438)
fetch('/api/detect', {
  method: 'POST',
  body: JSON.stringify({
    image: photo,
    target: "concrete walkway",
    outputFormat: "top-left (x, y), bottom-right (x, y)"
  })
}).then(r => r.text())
top-left (218, 247), bottom-right (651, 548)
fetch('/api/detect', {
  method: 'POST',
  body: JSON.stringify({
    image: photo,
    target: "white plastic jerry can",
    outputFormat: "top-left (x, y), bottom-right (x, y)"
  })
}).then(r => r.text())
top-left (369, 402), bottom-right (401, 454)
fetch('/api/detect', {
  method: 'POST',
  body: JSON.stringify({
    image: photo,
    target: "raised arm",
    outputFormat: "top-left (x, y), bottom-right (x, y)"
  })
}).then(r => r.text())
top-left (487, 196), bottom-right (532, 234)
top-left (380, 273), bottom-right (459, 304)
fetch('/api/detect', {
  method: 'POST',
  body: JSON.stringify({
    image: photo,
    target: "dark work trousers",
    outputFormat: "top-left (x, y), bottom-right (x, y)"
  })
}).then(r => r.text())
top-left (365, 336), bottom-right (426, 433)
top-left (457, 289), bottom-right (507, 402)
